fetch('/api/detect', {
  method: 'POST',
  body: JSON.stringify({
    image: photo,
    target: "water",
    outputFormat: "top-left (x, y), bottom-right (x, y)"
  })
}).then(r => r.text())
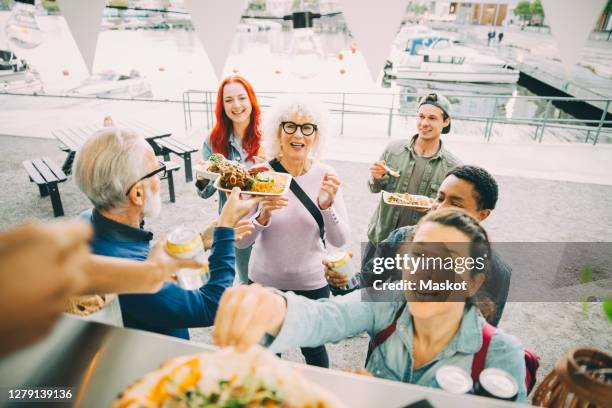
top-left (387, 77), bottom-right (580, 125)
top-left (0, 13), bottom-right (582, 124)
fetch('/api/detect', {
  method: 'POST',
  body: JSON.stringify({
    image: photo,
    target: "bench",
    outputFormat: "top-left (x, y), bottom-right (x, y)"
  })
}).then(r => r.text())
top-left (154, 138), bottom-right (198, 182)
top-left (23, 157), bottom-right (68, 217)
top-left (51, 120), bottom-right (172, 175)
top-left (162, 161), bottom-right (181, 203)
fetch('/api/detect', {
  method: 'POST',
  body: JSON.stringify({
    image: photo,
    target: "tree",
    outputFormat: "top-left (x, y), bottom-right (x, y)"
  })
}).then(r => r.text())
top-left (248, 0), bottom-right (266, 12)
top-left (530, 0), bottom-right (544, 16)
top-left (0, 0), bottom-right (13, 11)
top-left (42, 0), bottom-right (60, 13)
top-left (514, 0), bottom-right (532, 21)
top-left (292, 0), bottom-right (319, 11)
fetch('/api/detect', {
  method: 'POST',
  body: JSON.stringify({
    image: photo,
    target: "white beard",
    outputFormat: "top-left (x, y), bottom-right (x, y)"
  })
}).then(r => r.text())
top-left (143, 185), bottom-right (162, 219)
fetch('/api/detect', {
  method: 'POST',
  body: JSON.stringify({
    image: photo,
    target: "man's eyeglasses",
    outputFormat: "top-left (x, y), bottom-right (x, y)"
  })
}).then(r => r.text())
top-left (125, 161), bottom-right (166, 196)
top-left (280, 121), bottom-right (318, 137)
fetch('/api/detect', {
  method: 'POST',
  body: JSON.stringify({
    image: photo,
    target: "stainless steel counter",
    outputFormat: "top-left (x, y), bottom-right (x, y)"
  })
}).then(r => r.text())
top-left (0, 316), bottom-right (525, 408)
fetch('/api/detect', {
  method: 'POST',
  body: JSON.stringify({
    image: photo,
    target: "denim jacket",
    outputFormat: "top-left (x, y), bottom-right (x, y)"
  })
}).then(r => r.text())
top-left (197, 133), bottom-right (248, 213)
top-left (266, 291), bottom-right (527, 403)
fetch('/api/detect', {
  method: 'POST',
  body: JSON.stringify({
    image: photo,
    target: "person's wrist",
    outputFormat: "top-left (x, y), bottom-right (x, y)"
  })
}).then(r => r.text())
top-left (144, 260), bottom-right (164, 292)
top-left (267, 293), bottom-right (287, 337)
top-left (256, 212), bottom-right (269, 226)
top-left (217, 214), bottom-right (235, 228)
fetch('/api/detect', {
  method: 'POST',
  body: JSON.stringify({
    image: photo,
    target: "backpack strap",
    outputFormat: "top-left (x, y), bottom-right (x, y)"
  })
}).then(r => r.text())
top-left (471, 322), bottom-right (540, 395)
top-left (269, 159), bottom-right (326, 247)
top-left (365, 303), bottom-right (406, 366)
top-left (471, 322), bottom-right (496, 384)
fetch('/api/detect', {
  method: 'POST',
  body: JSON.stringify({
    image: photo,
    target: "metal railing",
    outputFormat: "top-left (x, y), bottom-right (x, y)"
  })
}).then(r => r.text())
top-left (1, 89), bottom-right (608, 145)
top-left (182, 90), bottom-right (612, 145)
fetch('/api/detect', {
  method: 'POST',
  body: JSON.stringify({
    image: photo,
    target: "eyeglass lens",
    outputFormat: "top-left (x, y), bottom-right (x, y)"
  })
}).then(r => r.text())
top-left (282, 122), bottom-right (316, 136)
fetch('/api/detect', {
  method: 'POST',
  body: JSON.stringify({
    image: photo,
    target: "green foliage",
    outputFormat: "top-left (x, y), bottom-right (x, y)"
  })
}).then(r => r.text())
top-left (248, 0), bottom-right (266, 12)
top-left (604, 299), bottom-right (612, 321)
top-left (530, 0), bottom-right (544, 17)
top-left (0, 0), bottom-right (13, 12)
top-left (580, 265), bottom-right (593, 285)
top-left (408, 3), bottom-right (427, 15)
top-left (580, 265), bottom-right (593, 317)
top-left (514, 1), bottom-right (532, 20)
top-left (109, 0), bottom-right (129, 8)
top-left (42, 0), bottom-right (59, 13)
top-left (292, 0), bottom-right (319, 12)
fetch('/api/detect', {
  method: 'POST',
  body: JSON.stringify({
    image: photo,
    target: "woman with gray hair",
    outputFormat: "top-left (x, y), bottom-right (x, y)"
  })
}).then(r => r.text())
top-left (235, 95), bottom-right (350, 368)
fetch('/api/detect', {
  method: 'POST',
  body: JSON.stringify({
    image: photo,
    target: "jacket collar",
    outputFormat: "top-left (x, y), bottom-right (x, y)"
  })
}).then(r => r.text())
top-left (92, 209), bottom-right (153, 243)
top-left (229, 132), bottom-right (242, 151)
top-left (404, 134), bottom-right (445, 160)
top-left (229, 132), bottom-right (247, 162)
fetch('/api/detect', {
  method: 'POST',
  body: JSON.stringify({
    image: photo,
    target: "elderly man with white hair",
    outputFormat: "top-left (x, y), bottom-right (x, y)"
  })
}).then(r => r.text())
top-left (235, 96), bottom-right (350, 368)
top-left (73, 127), bottom-right (259, 339)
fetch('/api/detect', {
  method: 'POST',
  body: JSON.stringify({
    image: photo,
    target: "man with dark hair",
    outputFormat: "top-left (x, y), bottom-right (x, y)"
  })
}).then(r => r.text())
top-left (328, 165), bottom-right (511, 326)
top-left (444, 165), bottom-right (499, 215)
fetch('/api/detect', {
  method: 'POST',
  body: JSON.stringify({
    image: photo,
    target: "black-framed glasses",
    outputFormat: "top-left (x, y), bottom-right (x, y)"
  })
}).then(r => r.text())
top-left (280, 121), bottom-right (318, 137)
top-left (125, 161), bottom-right (166, 196)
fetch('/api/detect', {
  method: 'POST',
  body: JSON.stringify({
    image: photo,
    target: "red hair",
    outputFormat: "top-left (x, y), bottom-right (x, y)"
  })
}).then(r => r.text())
top-left (209, 76), bottom-right (262, 162)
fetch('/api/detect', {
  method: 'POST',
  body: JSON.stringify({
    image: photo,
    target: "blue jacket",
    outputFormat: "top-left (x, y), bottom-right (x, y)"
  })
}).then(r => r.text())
top-left (82, 209), bottom-right (235, 339)
top-left (266, 291), bottom-right (526, 402)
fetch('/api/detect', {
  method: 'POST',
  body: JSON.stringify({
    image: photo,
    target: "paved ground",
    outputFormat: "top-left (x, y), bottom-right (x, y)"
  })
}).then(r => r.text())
top-left (1, 134), bottom-right (610, 393)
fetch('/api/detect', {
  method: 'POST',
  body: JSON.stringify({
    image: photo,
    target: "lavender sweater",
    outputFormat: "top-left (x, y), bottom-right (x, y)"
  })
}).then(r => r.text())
top-left (235, 161), bottom-right (350, 290)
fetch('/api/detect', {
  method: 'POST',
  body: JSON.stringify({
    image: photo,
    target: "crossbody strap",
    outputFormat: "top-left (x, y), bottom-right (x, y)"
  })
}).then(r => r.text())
top-left (365, 303), bottom-right (407, 366)
top-left (470, 322), bottom-right (496, 384)
top-left (269, 159), bottom-right (326, 247)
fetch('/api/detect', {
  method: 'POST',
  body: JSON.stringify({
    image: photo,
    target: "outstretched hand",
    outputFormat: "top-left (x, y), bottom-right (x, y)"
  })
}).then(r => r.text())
top-left (218, 188), bottom-right (262, 228)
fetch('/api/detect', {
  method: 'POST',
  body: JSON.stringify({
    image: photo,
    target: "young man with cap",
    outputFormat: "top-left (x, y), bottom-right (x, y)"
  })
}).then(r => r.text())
top-left (365, 93), bottom-right (461, 262)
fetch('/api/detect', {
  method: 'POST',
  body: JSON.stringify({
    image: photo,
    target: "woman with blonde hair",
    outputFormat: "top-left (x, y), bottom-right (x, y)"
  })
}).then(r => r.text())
top-left (235, 95), bottom-right (350, 368)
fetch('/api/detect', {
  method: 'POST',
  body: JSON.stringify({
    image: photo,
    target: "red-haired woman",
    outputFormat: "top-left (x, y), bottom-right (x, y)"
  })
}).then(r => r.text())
top-left (196, 76), bottom-right (264, 284)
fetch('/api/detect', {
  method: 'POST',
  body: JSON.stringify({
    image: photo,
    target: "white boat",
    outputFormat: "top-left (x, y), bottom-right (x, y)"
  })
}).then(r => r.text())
top-left (385, 34), bottom-right (519, 84)
top-left (0, 49), bottom-right (44, 94)
top-left (66, 70), bottom-right (152, 98)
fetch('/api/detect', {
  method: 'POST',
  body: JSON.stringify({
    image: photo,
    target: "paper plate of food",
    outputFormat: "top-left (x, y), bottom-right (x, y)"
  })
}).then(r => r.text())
top-left (194, 153), bottom-right (226, 180)
top-left (382, 191), bottom-right (432, 210)
top-left (210, 155), bottom-right (291, 196)
top-left (111, 346), bottom-right (345, 408)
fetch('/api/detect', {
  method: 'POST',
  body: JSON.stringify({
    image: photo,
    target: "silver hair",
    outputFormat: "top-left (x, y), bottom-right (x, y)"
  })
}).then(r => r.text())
top-left (262, 94), bottom-right (330, 160)
top-left (73, 127), bottom-right (151, 212)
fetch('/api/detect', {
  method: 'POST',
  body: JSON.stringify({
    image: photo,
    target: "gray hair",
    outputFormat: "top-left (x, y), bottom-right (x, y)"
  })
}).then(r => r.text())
top-left (73, 127), bottom-right (151, 212)
top-left (262, 94), bottom-right (330, 160)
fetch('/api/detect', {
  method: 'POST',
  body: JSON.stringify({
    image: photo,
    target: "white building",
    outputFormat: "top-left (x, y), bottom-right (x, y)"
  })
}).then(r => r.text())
top-left (423, 0), bottom-right (520, 26)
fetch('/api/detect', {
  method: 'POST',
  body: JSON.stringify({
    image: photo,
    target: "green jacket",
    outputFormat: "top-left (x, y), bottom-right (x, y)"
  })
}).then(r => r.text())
top-left (367, 135), bottom-right (461, 244)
